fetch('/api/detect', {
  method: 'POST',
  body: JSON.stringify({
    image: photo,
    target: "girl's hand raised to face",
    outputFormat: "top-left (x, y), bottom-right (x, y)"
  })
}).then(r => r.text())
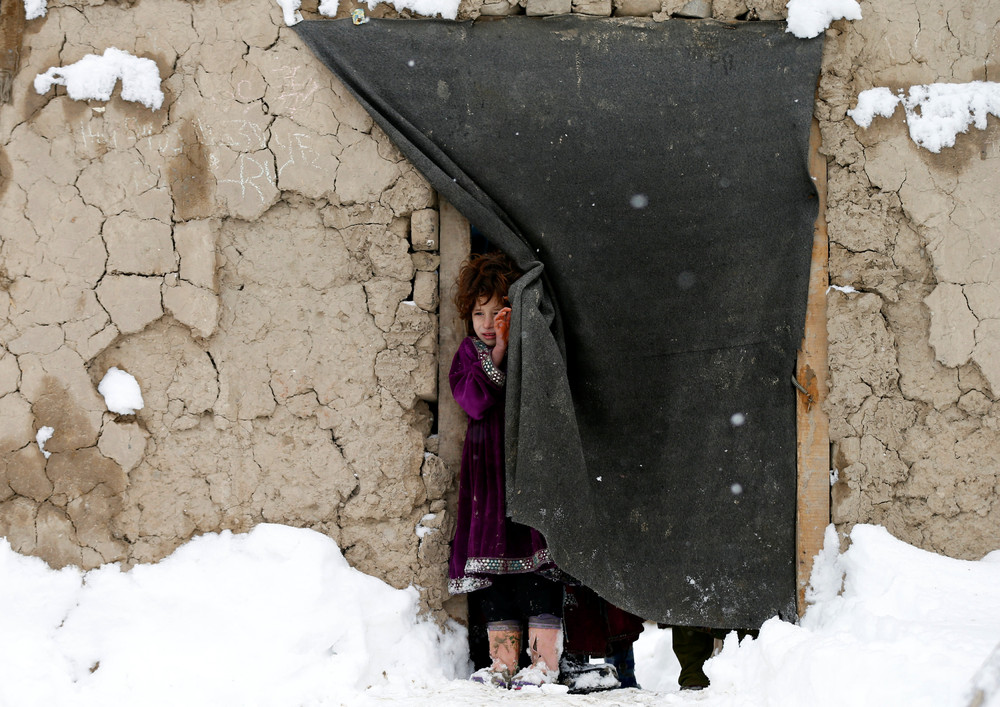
top-left (494, 307), bottom-right (511, 346)
top-left (492, 307), bottom-right (511, 366)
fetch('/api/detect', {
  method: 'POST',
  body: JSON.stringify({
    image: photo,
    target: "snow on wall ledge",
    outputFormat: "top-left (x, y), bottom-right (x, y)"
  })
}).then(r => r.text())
top-left (784, 0), bottom-right (861, 39)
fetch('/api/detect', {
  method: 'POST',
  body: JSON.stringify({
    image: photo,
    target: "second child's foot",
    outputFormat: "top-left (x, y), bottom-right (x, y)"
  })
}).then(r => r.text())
top-left (471, 666), bottom-right (512, 689)
top-left (559, 663), bottom-right (620, 694)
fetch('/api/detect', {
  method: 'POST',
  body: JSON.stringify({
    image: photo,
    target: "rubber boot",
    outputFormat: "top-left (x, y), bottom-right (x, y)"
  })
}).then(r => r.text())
top-left (512, 615), bottom-right (562, 688)
top-left (606, 643), bottom-right (639, 689)
top-left (672, 626), bottom-right (714, 690)
top-left (560, 652), bottom-right (620, 694)
top-left (471, 620), bottom-right (521, 688)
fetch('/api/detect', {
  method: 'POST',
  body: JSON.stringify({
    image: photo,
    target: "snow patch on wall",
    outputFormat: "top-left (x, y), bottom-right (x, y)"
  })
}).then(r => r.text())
top-left (849, 82), bottom-right (1000, 153)
top-left (97, 368), bottom-right (144, 416)
top-left (275, 0), bottom-right (303, 25)
top-left (34, 48), bottom-right (164, 111)
top-left (35, 427), bottom-right (54, 459)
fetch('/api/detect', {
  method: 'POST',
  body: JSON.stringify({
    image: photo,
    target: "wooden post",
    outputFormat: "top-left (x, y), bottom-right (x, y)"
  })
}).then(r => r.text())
top-left (796, 118), bottom-right (831, 617)
top-left (437, 199), bottom-right (470, 476)
top-left (437, 198), bottom-right (470, 622)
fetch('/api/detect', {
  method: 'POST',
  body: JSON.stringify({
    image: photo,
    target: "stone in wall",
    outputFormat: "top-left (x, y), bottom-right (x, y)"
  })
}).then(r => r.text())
top-left (480, 0), bottom-right (524, 15)
top-left (104, 214), bottom-right (176, 276)
top-left (163, 278), bottom-right (220, 340)
top-left (96, 275), bottom-right (164, 335)
top-left (528, 0), bottom-right (573, 15)
top-left (612, 0), bottom-right (660, 16)
top-left (174, 220), bottom-right (219, 291)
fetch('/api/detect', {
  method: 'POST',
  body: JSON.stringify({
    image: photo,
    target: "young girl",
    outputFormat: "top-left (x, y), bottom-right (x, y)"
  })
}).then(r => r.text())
top-left (448, 251), bottom-right (564, 689)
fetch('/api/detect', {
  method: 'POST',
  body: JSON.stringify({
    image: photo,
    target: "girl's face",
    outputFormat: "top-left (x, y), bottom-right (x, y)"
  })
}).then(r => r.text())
top-left (471, 295), bottom-right (504, 347)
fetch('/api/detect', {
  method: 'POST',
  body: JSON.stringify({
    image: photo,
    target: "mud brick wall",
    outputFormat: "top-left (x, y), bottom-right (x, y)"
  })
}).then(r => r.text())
top-left (819, 0), bottom-right (1000, 557)
top-left (0, 0), bottom-right (449, 609)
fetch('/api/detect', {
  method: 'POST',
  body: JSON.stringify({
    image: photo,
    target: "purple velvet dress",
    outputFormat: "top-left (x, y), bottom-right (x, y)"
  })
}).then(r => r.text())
top-left (448, 336), bottom-right (554, 595)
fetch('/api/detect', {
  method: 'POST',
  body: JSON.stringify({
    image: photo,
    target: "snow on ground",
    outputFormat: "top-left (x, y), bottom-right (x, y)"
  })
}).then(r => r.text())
top-left (849, 82), bottom-right (1000, 153)
top-left (2, 523), bottom-right (998, 706)
top-left (0, 525), bottom-right (468, 707)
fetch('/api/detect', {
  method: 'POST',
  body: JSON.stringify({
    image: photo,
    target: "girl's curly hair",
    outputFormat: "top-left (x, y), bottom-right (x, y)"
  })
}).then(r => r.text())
top-left (454, 251), bottom-right (521, 336)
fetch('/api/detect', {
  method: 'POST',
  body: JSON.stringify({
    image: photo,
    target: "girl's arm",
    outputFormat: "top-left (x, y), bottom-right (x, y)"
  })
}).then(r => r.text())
top-left (492, 307), bottom-right (511, 366)
top-left (449, 338), bottom-right (504, 420)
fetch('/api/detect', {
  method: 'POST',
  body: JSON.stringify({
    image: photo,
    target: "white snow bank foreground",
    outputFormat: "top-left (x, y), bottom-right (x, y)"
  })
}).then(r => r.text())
top-left (705, 524), bottom-right (1000, 707)
top-left (0, 524), bottom-right (469, 707)
top-left (3, 523), bottom-right (999, 707)
top-left (849, 82), bottom-right (1000, 153)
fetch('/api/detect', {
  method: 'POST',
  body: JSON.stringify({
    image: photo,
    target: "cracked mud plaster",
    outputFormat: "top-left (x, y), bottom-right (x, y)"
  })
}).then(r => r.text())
top-left (0, 0), bottom-right (451, 614)
top-left (821, 0), bottom-right (1000, 558)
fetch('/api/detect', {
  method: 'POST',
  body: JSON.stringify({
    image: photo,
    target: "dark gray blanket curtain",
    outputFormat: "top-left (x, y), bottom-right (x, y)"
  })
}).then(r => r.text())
top-left (294, 16), bottom-right (823, 627)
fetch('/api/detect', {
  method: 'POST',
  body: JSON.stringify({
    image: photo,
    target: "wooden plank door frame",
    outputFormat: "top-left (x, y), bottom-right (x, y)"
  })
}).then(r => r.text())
top-left (795, 118), bottom-right (831, 617)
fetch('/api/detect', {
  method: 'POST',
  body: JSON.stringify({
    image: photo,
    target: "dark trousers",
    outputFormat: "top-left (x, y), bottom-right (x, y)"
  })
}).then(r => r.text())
top-left (670, 626), bottom-right (759, 688)
top-left (671, 627), bottom-right (715, 688)
top-left (477, 573), bottom-right (563, 623)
